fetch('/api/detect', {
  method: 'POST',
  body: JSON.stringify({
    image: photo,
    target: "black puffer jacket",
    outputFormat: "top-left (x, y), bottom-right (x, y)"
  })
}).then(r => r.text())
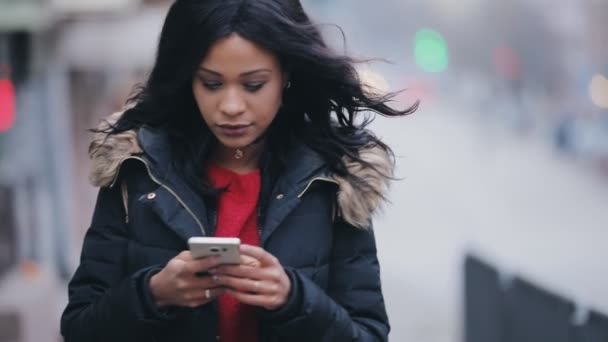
top-left (61, 113), bottom-right (393, 342)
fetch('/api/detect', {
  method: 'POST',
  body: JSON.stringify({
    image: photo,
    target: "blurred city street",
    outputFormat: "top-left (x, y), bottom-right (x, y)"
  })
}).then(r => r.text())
top-left (1, 0), bottom-right (607, 341)
top-left (373, 103), bottom-right (608, 341)
top-left (2, 101), bottom-right (608, 342)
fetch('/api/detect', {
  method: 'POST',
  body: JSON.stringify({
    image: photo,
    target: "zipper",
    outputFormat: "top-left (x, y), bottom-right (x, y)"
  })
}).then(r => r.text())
top-left (212, 206), bottom-right (218, 236)
top-left (297, 177), bottom-right (338, 198)
top-left (110, 156), bottom-right (206, 236)
top-left (257, 204), bottom-right (263, 238)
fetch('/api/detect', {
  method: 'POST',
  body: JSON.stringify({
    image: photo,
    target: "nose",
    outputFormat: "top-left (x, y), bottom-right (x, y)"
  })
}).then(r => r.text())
top-left (218, 88), bottom-right (246, 117)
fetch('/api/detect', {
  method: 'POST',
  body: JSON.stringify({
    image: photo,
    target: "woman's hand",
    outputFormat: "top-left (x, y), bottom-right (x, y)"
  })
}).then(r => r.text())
top-left (211, 245), bottom-right (291, 310)
top-left (149, 251), bottom-right (225, 308)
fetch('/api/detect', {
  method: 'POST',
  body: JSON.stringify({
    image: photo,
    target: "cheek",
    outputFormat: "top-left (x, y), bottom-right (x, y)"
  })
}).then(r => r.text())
top-left (254, 85), bottom-right (283, 123)
top-left (192, 84), bottom-right (215, 122)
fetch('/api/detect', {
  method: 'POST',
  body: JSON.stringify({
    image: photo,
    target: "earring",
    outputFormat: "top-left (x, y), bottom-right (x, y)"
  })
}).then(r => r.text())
top-left (286, 81), bottom-right (291, 90)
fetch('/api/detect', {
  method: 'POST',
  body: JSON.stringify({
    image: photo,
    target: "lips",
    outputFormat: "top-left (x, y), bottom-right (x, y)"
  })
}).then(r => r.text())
top-left (217, 124), bottom-right (252, 137)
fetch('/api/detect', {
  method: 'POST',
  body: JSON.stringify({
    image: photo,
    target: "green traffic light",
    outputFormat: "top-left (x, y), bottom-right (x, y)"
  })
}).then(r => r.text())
top-left (414, 28), bottom-right (449, 73)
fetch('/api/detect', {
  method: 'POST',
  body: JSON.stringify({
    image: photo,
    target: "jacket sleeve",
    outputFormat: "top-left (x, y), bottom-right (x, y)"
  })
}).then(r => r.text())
top-left (260, 220), bottom-right (390, 341)
top-left (60, 185), bottom-right (178, 342)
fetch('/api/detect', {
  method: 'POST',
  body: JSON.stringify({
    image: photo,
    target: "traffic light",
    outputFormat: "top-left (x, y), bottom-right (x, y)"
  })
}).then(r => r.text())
top-left (414, 28), bottom-right (449, 73)
top-left (0, 74), bottom-right (15, 132)
top-left (493, 45), bottom-right (521, 80)
top-left (0, 32), bottom-right (30, 133)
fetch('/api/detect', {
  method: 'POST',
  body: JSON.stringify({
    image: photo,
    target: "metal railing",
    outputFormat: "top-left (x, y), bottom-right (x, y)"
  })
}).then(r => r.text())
top-left (465, 254), bottom-right (608, 342)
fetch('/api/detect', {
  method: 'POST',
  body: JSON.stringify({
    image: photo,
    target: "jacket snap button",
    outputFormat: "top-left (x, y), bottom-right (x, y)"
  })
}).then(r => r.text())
top-left (276, 194), bottom-right (284, 200)
top-left (147, 192), bottom-right (156, 200)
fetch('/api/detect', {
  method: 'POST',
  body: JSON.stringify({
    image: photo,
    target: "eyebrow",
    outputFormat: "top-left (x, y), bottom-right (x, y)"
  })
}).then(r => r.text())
top-left (198, 67), bottom-right (272, 77)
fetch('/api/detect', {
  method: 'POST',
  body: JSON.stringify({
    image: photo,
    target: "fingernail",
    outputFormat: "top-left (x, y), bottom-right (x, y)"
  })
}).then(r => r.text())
top-left (212, 275), bottom-right (219, 282)
top-left (208, 268), bottom-right (216, 275)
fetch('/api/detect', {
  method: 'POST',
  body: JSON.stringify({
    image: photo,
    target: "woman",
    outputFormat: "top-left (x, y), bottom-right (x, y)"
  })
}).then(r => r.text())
top-left (61, 0), bottom-right (416, 341)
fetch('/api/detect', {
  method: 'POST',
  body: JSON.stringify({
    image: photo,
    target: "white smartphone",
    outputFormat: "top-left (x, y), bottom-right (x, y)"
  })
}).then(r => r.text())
top-left (188, 237), bottom-right (241, 264)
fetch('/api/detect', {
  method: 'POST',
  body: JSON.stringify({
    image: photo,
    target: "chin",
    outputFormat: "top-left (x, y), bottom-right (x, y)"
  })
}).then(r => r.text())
top-left (217, 136), bottom-right (254, 149)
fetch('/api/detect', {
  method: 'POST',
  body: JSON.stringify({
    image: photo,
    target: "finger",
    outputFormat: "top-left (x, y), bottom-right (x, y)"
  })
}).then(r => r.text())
top-left (215, 265), bottom-right (263, 278)
top-left (239, 245), bottom-right (278, 266)
top-left (176, 275), bottom-right (218, 291)
top-left (213, 275), bottom-right (276, 295)
top-left (184, 287), bottom-right (226, 308)
top-left (226, 289), bottom-right (279, 309)
top-left (184, 286), bottom-right (225, 302)
top-left (214, 264), bottom-right (266, 280)
top-left (184, 255), bottom-right (222, 275)
top-left (240, 254), bottom-right (261, 268)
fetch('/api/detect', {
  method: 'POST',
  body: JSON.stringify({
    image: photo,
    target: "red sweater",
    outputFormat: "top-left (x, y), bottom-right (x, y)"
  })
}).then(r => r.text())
top-left (207, 164), bottom-right (261, 342)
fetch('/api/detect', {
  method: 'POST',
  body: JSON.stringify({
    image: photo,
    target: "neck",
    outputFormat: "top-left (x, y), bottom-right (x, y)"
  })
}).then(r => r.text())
top-left (212, 141), bottom-right (265, 174)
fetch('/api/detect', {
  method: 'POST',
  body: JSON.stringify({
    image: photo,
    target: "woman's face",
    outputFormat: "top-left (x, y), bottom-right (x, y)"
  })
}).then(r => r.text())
top-left (193, 33), bottom-right (286, 150)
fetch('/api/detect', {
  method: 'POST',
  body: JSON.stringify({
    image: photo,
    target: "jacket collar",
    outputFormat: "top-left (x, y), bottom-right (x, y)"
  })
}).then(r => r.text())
top-left (136, 125), bottom-right (174, 181)
top-left (89, 111), bottom-right (393, 231)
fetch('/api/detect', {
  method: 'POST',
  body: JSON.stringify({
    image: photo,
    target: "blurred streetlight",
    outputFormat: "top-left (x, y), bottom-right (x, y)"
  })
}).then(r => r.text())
top-left (357, 66), bottom-right (390, 96)
top-left (589, 74), bottom-right (608, 109)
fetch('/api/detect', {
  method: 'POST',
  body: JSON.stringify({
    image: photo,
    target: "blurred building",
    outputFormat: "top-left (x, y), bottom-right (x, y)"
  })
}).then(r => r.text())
top-left (0, 1), bottom-right (168, 341)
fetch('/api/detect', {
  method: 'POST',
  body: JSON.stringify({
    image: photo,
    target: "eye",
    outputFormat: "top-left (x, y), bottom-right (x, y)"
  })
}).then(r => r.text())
top-left (244, 82), bottom-right (265, 92)
top-left (202, 81), bottom-right (222, 90)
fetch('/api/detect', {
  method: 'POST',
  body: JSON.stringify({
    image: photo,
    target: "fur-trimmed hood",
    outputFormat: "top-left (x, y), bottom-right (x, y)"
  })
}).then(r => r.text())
top-left (89, 112), bottom-right (393, 229)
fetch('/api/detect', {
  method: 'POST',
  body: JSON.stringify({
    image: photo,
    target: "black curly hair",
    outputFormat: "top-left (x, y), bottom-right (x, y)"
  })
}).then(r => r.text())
top-left (98, 0), bottom-right (417, 196)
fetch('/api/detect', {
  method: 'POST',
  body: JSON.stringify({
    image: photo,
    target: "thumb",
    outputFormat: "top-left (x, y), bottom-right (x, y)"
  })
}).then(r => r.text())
top-left (174, 250), bottom-right (193, 261)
